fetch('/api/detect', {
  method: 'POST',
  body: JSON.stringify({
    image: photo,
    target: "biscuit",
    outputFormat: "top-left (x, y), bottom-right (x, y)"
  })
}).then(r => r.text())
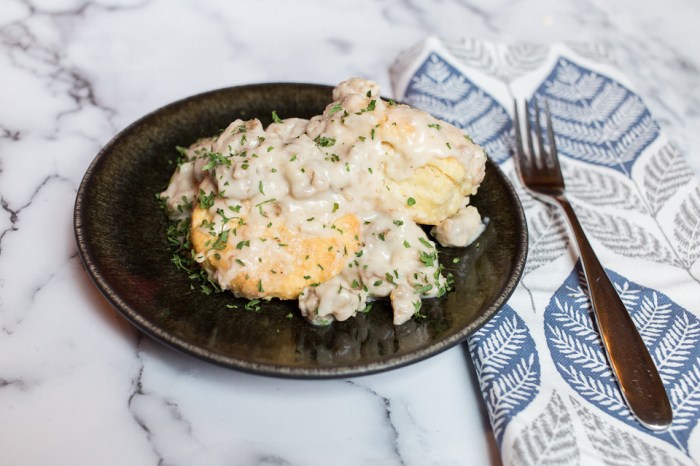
top-left (190, 206), bottom-right (362, 300)
top-left (378, 106), bottom-right (486, 225)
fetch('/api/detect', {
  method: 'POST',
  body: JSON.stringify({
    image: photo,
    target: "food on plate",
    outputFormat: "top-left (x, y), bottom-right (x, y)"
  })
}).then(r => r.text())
top-left (190, 206), bottom-right (362, 300)
top-left (160, 77), bottom-right (487, 325)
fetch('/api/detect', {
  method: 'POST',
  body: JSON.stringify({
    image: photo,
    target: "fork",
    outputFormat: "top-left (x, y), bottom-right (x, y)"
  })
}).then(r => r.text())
top-left (513, 99), bottom-right (673, 431)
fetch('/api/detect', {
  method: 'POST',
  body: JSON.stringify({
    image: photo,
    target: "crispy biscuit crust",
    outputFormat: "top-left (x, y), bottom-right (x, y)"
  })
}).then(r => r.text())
top-left (191, 207), bottom-right (362, 300)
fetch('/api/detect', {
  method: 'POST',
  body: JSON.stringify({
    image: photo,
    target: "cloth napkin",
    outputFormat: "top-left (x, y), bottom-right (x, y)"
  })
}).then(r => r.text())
top-left (390, 37), bottom-right (700, 465)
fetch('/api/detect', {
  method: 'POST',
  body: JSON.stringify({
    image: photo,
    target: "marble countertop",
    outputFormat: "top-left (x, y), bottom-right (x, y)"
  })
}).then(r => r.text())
top-left (1, 1), bottom-right (698, 465)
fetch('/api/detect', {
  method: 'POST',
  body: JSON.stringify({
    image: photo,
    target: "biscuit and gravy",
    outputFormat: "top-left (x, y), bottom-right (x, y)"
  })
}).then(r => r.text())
top-left (160, 78), bottom-right (487, 325)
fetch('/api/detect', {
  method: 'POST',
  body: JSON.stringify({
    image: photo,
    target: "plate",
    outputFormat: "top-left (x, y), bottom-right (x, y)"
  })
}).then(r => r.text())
top-left (74, 83), bottom-right (527, 378)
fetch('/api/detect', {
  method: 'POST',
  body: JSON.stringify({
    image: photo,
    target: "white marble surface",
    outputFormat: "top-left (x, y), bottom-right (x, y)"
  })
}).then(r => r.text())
top-left (1, 1), bottom-right (699, 465)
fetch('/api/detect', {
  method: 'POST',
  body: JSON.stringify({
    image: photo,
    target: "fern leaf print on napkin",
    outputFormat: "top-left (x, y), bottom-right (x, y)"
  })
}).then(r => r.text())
top-left (533, 57), bottom-right (659, 174)
top-left (642, 143), bottom-right (695, 216)
top-left (468, 305), bottom-right (540, 444)
top-left (511, 391), bottom-right (580, 466)
top-left (674, 186), bottom-right (700, 270)
top-left (545, 266), bottom-right (700, 454)
top-left (570, 397), bottom-right (694, 466)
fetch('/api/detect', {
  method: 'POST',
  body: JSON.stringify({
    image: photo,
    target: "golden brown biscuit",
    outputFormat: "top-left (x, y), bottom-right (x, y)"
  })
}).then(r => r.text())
top-left (382, 152), bottom-right (469, 225)
top-left (191, 206), bottom-right (362, 300)
top-left (377, 105), bottom-right (485, 226)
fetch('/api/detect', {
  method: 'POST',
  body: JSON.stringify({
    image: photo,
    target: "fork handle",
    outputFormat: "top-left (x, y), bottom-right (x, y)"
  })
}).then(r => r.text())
top-left (553, 195), bottom-right (673, 431)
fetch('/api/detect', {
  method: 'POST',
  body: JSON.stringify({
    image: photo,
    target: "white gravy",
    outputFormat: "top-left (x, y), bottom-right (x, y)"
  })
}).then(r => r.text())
top-left (161, 78), bottom-right (486, 325)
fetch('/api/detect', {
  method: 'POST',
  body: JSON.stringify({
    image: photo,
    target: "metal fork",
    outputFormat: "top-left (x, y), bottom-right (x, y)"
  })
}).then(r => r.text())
top-left (513, 99), bottom-right (672, 431)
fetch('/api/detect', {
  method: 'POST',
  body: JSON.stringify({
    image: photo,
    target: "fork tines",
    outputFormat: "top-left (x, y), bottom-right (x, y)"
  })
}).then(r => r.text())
top-left (513, 98), bottom-right (563, 176)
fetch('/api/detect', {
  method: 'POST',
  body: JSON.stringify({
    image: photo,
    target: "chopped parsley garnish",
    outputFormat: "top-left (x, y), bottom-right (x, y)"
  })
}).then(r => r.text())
top-left (198, 189), bottom-right (216, 209)
top-left (314, 135), bottom-right (336, 147)
top-left (357, 99), bottom-right (376, 114)
top-left (393, 220), bottom-right (404, 226)
top-left (428, 123), bottom-right (442, 130)
top-left (419, 237), bottom-right (433, 248)
top-left (413, 301), bottom-right (425, 318)
top-left (236, 240), bottom-right (250, 249)
top-left (216, 208), bottom-right (232, 223)
top-left (255, 198), bottom-right (277, 216)
top-left (211, 230), bottom-right (229, 250)
top-left (245, 299), bottom-right (262, 312)
top-left (407, 197), bottom-right (416, 206)
top-left (174, 145), bottom-right (189, 166)
top-left (419, 250), bottom-right (437, 267)
top-left (329, 102), bottom-right (343, 115)
top-left (161, 210), bottom-right (221, 296)
top-left (271, 110), bottom-right (282, 123)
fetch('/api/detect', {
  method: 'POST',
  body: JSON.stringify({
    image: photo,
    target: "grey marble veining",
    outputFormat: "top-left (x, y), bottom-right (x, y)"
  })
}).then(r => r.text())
top-left (1, 0), bottom-right (699, 464)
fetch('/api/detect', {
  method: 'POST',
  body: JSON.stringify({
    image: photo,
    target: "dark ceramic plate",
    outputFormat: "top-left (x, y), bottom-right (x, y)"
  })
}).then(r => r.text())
top-left (74, 83), bottom-right (527, 378)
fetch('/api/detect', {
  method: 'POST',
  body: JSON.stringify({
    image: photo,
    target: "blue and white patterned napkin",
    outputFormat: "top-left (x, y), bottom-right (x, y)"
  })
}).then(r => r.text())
top-left (390, 37), bottom-right (700, 465)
